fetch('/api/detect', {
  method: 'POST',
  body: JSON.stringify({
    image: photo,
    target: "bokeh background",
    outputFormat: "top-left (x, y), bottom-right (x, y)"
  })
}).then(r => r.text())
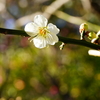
top-left (0, 0), bottom-right (100, 100)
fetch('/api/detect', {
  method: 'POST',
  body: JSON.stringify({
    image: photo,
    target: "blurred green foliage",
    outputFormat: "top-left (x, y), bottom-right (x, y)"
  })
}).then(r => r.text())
top-left (0, 0), bottom-right (100, 100)
top-left (0, 35), bottom-right (100, 100)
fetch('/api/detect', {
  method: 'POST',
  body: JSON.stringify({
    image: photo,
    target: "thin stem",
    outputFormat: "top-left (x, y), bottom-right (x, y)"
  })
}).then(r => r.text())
top-left (0, 27), bottom-right (100, 50)
top-left (58, 36), bottom-right (100, 50)
top-left (0, 28), bottom-right (28, 36)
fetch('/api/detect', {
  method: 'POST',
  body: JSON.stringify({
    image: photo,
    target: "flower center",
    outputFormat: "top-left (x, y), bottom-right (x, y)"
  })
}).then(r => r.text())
top-left (39, 27), bottom-right (49, 36)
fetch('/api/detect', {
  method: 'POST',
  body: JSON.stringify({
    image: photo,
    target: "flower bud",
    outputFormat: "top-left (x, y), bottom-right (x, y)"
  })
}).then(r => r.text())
top-left (88, 32), bottom-right (96, 40)
top-left (88, 49), bottom-right (100, 57)
top-left (96, 30), bottom-right (100, 38)
top-left (79, 23), bottom-right (89, 40)
top-left (79, 23), bottom-right (88, 34)
top-left (91, 30), bottom-right (100, 45)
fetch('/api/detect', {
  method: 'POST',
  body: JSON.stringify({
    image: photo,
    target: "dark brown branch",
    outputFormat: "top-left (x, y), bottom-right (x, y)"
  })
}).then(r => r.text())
top-left (0, 27), bottom-right (100, 50)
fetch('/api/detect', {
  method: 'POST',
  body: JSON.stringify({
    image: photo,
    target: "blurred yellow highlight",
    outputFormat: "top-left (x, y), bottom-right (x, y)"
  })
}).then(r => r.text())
top-left (95, 74), bottom-right (100, 80)
top-left (37, 97), bottom-right (45, 100)
top-left (60, 84), bottom-right (68, 94)
top-left (70, 88), bottom-right (80, 98)
top-left (14, 79), bottom-right (25, 90)
top-left (16, 96), bottom-right (22, 100)
top-left (0, 98), bottom-right (6, 100)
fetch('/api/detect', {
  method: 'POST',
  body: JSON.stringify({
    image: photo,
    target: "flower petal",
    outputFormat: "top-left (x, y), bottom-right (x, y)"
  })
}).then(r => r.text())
top-left (47, 23), bottom-right (60, 34)
top-left (46, 33), bottom-right (59, 45)
top-left (33, 36), bottom-right (47, 48)
top-left (34, 15), bottom-right (48, 27)
top-left (24, 22), bottom-right (38, 36)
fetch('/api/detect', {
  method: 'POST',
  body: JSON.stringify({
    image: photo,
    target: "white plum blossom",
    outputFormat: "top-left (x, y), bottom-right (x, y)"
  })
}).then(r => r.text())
top-left (24, 15), bottom-right (60, 49)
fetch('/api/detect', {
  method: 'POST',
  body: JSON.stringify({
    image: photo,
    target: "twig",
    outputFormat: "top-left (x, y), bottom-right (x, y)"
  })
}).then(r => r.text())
top-left (54, 11), bottom-right (100, 32)
top-left (0, 27), bottom-right (28, 36)
top-left (15, 0), bottom-right (70, 27)
top-left (0, 27), bottom-right (100, 50)
top-left (58, 36), bottom-right (100, 50)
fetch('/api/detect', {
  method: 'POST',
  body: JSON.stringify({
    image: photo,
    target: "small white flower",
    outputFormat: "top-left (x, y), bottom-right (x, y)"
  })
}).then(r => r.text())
top-left (24, 15), bottom-right (60, 48)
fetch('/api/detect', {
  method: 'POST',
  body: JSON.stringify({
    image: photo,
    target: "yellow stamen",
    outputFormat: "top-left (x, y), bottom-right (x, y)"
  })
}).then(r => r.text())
top-left (39, 27), bottom-right (49, 36)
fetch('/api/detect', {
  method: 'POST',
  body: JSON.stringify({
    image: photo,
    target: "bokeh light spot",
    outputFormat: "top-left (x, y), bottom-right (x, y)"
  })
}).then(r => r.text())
top-left (14, 79), bottom-right (25, 90)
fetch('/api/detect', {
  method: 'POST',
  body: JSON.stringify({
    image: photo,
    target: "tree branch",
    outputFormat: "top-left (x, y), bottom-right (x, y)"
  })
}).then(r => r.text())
top-left (58, 36), bottom-right (100, 50)
top-left (0, 27), bottom-right (100, 50)
top-left (54, 11), bottom-right (100, 32)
